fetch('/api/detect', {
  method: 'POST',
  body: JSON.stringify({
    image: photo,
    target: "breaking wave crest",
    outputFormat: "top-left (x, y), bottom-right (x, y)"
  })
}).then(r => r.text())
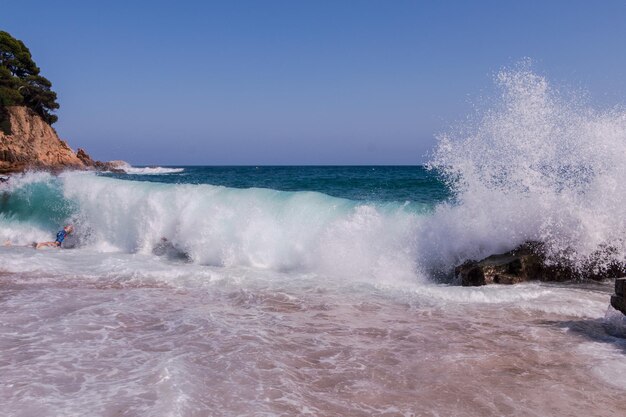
top-left (0, 172), bottom-right (423, 282)
top-left (116, 162), bottom-right (184, 175)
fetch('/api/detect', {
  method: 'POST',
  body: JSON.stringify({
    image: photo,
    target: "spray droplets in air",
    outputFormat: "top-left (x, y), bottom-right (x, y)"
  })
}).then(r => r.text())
top-left (427, 63), bottom-right (626, 270)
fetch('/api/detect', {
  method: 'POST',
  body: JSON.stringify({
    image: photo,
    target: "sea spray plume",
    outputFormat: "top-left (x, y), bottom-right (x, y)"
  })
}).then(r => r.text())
top-left (425, 64), bottom-right (626, 275)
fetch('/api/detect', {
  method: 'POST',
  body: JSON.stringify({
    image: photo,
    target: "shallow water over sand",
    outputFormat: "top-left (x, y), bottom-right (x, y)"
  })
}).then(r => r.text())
top-left (1, 252), bottom-right (624, 417)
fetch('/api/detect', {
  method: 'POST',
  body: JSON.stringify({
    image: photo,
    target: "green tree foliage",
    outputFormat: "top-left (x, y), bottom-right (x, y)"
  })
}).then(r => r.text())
top-left (0, 30), bottom-right (59, 133)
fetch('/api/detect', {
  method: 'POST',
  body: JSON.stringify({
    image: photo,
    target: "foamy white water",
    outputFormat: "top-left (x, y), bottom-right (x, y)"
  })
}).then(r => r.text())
top-left (1, 172), bottom-right (422, 283)
top-left (0, 251), bottom-right (624, 416)
top-left (116, 162), bottom-right (185, 175)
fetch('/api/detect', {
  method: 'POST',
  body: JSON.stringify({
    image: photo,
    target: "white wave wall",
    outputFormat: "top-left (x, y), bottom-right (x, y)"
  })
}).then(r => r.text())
top-left (425, 64), bottom-right (626, 271)
top-left (60, 174), bottom-right (421, 282)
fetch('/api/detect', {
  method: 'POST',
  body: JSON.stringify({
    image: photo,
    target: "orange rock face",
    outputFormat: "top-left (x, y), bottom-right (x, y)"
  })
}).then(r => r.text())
top-left (0, 106), bottom-right (86, 173)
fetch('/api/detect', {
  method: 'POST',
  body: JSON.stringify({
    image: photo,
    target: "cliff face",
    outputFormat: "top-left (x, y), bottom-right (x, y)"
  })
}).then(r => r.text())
top-left (0, 106), bottom-right (86, 173)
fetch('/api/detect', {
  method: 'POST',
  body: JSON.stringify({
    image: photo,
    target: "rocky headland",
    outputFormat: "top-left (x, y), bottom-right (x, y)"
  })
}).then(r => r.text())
top-left (0, 106), bottom-right (121, 174)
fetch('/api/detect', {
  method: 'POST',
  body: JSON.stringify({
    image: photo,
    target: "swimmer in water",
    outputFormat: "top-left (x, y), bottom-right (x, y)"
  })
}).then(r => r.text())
top-left (35, 225), bottom-right (74, 249)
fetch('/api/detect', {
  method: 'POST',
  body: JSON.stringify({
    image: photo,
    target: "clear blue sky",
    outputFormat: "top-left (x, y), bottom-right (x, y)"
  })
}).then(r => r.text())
top-left (2, 0), bottom-right (626, 165)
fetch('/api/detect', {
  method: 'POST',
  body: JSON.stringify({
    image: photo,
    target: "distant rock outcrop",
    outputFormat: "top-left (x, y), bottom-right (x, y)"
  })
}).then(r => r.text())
top-left (75, 147), bottom-right (123, 171)
top-left (0, 106), bottom-right (121, 173)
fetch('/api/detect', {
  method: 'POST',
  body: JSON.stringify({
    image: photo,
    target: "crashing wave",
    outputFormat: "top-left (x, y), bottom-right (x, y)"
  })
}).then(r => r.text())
top-left (2, 63), bottom-right (626, 282)
top-left (0, 172), bottom-right (423, 282)
top-left (425, 62), bottom-right (626, 273)
top-left (115, 162), bottom-right (184, 175)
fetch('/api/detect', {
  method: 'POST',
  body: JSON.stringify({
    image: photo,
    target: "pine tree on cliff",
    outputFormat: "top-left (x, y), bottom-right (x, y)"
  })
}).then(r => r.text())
top-left (0, 30), bottom-right (59, 134)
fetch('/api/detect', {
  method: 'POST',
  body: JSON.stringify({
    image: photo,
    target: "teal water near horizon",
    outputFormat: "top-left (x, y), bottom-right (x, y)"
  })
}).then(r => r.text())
top-left (101, 165), bottom-right (451, 205)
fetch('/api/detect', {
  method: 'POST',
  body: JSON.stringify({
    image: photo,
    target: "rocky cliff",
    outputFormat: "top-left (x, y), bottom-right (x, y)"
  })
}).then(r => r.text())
top-left (0, 106), bottom-right (88, 173)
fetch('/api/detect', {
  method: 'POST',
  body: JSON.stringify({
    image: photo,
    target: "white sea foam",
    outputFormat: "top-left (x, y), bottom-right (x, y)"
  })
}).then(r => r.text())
top-left (57, 174), bottom-right (422, 283)
top-left (116, 162), bottom-right (184, 175)
top-left (604, 305), bottom-right (626, 338)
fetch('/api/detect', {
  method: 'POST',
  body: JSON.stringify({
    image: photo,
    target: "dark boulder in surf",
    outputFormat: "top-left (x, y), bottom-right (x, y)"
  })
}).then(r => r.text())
top-left (611, 278), bottom-right (626, 316)
top-left (456, 243), bottom-right (552, 286)
top-left (455, 242), bottom-right (625, 286)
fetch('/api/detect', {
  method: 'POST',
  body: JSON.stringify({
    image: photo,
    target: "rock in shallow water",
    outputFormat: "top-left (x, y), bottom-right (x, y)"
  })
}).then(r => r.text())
top-left (454, 245), bottom-right (561, 287)
top-left (454, 242), bottom-right (621, 286)
top-left (611, 278), bottom-right (626, 316)
top-left (456, 245), bottom-right (545, 286)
